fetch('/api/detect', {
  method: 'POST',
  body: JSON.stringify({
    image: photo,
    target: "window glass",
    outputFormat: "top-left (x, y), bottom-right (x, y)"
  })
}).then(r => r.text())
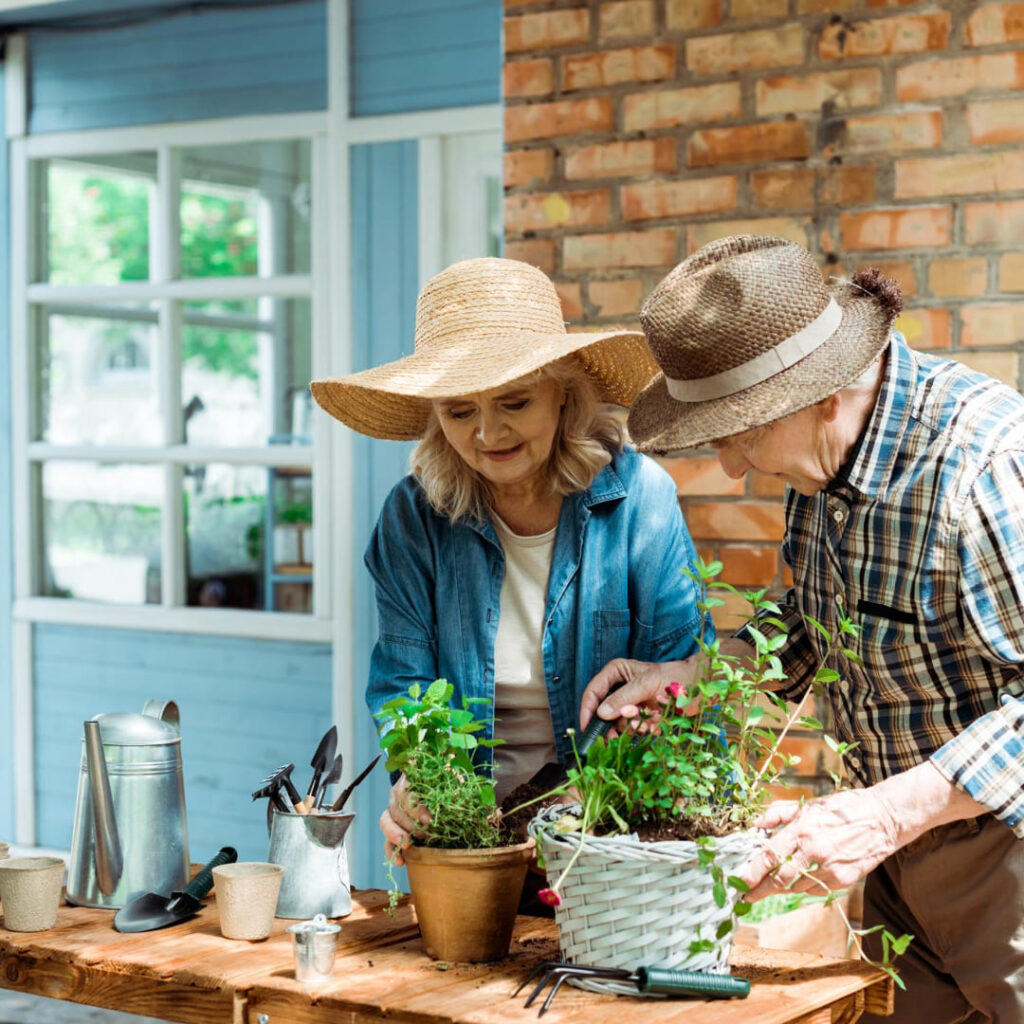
top-left (182, 297), bottom-right (312, 447)
top-left (41, 153), bottom-right (156, 285)
top-left (42, 461), bottom-right (162, 603)
top-left (184, 463), bottom-right (312, 613)
top-left (39, 307), bottom-right (160, 445)
top-left (179, 140), bottom-right (311, 279)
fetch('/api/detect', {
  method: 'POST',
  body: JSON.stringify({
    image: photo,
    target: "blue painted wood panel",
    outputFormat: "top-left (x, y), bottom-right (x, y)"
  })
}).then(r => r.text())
top-left (0, 67), bottom-right (12, 841)
top-left (33, 624), bottom-right (332, 862)
top-left (348, 141), bottom-right (419, 890)
top-left (28, 0), bottom-right (327, 133)
top-left (350, 0), bottom-right (500, 116)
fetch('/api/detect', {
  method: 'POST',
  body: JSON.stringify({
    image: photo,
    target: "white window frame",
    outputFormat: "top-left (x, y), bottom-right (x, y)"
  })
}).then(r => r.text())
top-left (10, 112), bottom-right (333, 643)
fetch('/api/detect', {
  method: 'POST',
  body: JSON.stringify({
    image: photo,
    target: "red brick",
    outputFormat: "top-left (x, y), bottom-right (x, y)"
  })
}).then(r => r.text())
top-left (621, 176), bottom-right (737, 221)
top-left (965, 199), bottom-right (1024, 246)
top-left (588, 278), bottom-right (644, 318)
top-left (689, 217), bottom-right (807, 253)
top-left (837, 111), bottom-right (943, 155)
top-left (565, 138), bottom-right (676, 181)
top-left (554, 281), bottom-right (583, 321)
top-left (868, 0), bottom-right (929, 5)
top-left (820, 12), bottom-right (950, 59)
top-left (751, 471), bottom-right (786, 497)
top-left (822, 166), bottom-right (877, 205)
top-left (752, 168), bottom-right (817, 210)
top-left (757, 68), bottom-right (883, 115)
top-left (731, 0), bottom-right (786, 18)
top-left (504, 59), bottom-right (554, 99)
top-left (687, 24), bottom-right (805, 76)
top-left (960, 304), bottom-right (1024, 346)
top-left (623, 82), bottom-right (741, 131)
top-left (562, 44), bottom-right (676, 92)
top-left (953, 351), bottom-right (1020, 388)
top-left (504, 238), bottom-right (556, 274)
top-left (505, 9), bottom-right (590, 53)
top-left (685, 502), bottom-right (787, 542)
top-left (897, 52), bottom-right (1024, 101)
top-left (599, 0), bottom-right (654, 40)
top-left (505, 98), bottom-right (614, 143)
top-left (665, 0), bottom-right (720, 31)
top-left (895, 151), bottom-right (1024, 198)
top-left (504, 148), bottom-right (555, 188)
top-left (857, 260), bottom-right (917, 297)
top-left (689, 121), bottom-right (810, 169)
top-left (1000, 252), bottom-right (1024, 292)
top-left (840, 207), bottom-right (952, 250)
top-left (717, 544), bottom-right (779, 585)
top-left (928, 258), bottom-right (988, 298)
top-left (965, 2), bottom-right (1024, 46)
top-left (660, 456), bottom-right (745, 497)
top-left (563, 230), bottom-right (677, 270)
top-left (892, 308), bottom-right (951, 349)
top-left (799, 0), bottom-right (855, 10)
top-left (505, 189), bottom-right (611, 235)
top-left (967, 99), bottom-right (1024, 145)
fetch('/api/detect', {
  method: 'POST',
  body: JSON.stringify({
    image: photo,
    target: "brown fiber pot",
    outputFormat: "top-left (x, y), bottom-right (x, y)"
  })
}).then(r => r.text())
top-left (404, 838), bottom-right (535, 963)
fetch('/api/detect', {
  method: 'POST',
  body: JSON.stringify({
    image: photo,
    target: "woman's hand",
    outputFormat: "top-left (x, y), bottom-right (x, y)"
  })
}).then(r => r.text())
top-left (379, 774), bottom-right (431, 867)
top-left (579, 657), bottom-right (697, 732)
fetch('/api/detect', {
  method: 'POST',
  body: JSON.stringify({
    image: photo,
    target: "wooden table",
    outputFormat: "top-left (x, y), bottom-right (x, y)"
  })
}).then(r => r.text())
top-left (0, 890), bottom-right (892, 1024)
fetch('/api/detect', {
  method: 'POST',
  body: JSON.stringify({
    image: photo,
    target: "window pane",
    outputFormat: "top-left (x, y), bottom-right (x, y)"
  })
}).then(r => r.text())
top-left (184, 463), bottom-right (313, 614)
top-left (40, 153), bottom-right (156, 285)
top-left (179, 140), bottom-right (311, 279)
top-left (40, 307), bottom-right (160, 445)
top-left (42, 461), bottom-right (162, 603)
top-left (182, 297), bottom-right (312, 447)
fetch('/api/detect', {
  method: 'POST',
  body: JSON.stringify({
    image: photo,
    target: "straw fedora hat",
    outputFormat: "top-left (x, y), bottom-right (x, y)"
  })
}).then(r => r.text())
top-left (311, 258), bottom-right (658, 440)
top-left (628, 235), bottom-right (899, 454)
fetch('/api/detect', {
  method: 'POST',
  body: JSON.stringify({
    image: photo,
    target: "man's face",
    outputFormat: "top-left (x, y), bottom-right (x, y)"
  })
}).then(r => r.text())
top-left (710, 404), bottom-right (834, 496)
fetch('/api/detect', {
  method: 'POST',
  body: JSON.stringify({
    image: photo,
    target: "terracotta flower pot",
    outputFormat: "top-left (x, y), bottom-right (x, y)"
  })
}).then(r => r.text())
top-left (404, 838), bottom-right (535, 963)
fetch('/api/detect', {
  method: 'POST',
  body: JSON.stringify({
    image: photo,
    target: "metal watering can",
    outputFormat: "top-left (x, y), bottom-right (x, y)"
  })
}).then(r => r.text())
top-left (66, 700), bottom-right (189, 909)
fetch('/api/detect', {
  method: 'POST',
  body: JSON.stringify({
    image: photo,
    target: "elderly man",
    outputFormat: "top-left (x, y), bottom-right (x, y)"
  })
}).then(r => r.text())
top-left (583, 235), bottom-right (1024, 1022)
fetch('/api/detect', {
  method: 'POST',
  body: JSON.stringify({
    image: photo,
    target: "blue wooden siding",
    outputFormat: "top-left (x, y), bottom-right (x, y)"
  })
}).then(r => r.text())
top-left (28, 0), bottom-right (327, 133)
top-left (350, 0), bottom-right (500, 116)
top-left (33, 624), bottom-right (332, 861)
top-left (0, 69), bottom-right (12, 842)
top-left (348, 141), bottom-right (419, 890)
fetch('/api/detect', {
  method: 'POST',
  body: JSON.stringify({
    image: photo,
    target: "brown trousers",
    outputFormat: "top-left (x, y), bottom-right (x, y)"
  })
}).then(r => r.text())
top-left (862, 815), bottom-right (1024, 1023)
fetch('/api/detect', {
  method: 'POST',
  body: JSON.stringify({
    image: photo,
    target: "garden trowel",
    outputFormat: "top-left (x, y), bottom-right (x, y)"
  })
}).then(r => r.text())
top-left (113, 846), bottom-right (237, 933)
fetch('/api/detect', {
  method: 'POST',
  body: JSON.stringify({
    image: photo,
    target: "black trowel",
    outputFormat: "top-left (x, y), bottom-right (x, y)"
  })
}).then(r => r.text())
top-left (113, 846), bottom-right (237, 933)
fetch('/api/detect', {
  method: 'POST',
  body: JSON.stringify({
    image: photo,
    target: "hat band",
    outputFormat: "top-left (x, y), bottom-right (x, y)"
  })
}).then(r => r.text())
top-left (665, 297), bottom-right (843, 403)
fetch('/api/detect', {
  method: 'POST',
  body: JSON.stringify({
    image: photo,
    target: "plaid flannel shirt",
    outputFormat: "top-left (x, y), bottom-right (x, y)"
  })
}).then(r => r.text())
top-left (766, 332), bottom-right (1024, 836)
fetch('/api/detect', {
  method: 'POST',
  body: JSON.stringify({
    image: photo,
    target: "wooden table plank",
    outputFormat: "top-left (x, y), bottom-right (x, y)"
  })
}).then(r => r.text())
top-left (0, 890), bottom-right (892, 1024)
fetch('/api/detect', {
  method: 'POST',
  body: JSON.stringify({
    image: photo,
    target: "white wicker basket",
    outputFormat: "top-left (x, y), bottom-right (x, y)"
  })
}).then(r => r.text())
top-left (528, 805), bottom-right (764, 995)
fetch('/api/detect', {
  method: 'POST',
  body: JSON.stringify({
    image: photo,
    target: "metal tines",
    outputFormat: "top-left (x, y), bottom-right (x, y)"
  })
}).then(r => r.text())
top-left (514, 960), bottom-right (751, 1016)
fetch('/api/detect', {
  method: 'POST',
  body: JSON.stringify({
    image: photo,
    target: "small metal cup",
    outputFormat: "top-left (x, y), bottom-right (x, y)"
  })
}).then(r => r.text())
top-left (287, 913), bottom-right (341, 982)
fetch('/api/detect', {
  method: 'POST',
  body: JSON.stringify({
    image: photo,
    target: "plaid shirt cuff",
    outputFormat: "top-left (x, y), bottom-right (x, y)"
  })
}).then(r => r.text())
top-left (930, 695), bottom-right (1024, 838)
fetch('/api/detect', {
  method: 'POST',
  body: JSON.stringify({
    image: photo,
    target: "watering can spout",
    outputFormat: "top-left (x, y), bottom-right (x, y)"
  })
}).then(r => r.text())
top-left (83, 719), bottom-right (124, 896)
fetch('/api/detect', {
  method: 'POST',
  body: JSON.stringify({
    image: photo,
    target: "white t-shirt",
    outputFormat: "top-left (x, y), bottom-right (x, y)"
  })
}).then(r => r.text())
top-left (491, 514), bottom-right (558, 804)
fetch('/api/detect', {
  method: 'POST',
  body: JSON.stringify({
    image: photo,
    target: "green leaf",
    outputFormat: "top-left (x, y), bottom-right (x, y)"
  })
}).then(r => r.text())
top-left (727, 875), bottom-right (750, 893)
top-left (814, 667), bottom-right (841, 684)
top-left (804, 615), bottom-right (831, 641)
top-left (716, 918), bottom-right (733, 939)
top-left (799, 716), bottom-right (823, 730)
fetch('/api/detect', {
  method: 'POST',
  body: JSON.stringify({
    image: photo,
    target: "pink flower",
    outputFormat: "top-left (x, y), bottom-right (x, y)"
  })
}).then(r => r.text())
top-left (666, 681), bottom-right (683, 698)
top-left (538, 888), bottom-right (562, 908)
top-left (618, 703), bottom-right (639, 719)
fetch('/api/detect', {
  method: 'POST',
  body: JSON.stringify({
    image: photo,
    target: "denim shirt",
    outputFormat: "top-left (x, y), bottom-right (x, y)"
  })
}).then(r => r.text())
top-left (364, 448), bottom-right (711, 764)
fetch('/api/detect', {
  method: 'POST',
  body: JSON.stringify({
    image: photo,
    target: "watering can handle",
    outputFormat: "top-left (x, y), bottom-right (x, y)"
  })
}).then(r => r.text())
top-left (142, 699), bottom-right (180, 731)
top-left (84, 720), bottom-right (124, 896)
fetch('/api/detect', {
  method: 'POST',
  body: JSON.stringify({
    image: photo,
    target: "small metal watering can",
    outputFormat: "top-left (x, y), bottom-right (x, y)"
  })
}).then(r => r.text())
top-left (268, 808), bottom-right (354, 919)
top-left (66, 700), bottom-right (189, 909)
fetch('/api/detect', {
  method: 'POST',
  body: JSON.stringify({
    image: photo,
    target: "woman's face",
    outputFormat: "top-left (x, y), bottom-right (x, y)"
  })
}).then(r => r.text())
top-left (433, 376), bottom-right (564, 494)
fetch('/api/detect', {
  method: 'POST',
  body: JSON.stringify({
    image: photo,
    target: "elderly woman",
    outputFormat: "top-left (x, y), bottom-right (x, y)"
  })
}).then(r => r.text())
top-left (311, 257), bottom-right (709, 865)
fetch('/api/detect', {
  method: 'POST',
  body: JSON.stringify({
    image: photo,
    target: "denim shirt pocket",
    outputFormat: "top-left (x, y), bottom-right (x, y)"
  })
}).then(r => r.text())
top-left (593, 608), bottom-right (631, 675)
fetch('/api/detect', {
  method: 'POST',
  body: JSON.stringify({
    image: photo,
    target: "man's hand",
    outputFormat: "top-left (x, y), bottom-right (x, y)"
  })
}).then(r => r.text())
top-left (579, 658), bottom-right (694, 732)
top-left (379, 774), bottom-right (430, 867)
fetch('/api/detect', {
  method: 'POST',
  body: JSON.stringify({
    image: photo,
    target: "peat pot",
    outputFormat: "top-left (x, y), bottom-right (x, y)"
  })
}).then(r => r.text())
top-left (404, 838), bottom-right (535, 963)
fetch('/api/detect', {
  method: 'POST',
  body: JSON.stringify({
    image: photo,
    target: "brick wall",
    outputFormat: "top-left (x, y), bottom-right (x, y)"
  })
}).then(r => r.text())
top-left (504, 0), bottom-right (1024, 794)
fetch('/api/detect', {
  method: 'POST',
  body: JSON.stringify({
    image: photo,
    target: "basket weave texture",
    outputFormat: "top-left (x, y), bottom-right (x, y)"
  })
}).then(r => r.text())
top-left (529, 806), bottom-right (764, 995)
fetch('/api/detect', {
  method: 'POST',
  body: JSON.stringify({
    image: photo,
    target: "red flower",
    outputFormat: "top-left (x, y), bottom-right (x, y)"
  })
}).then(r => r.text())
top-left (538, 888), bottom-right (562, 908)
top-left (666, 681), bottom-right (683, 698)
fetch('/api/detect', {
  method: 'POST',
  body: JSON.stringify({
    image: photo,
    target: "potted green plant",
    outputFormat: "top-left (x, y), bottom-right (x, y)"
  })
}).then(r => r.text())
top-left (375, 679), bottom-right (535, 963)
top-left (527, 560), bottom-right (910, 993)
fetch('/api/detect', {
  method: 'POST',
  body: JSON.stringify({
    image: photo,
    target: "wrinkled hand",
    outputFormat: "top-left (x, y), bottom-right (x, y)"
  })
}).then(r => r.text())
top-left (738, 788), bottom-right (900, 901)
top-left (379, 774), bottom-right (430, 867)
top-left (580, 657), bottom-right (696, 733)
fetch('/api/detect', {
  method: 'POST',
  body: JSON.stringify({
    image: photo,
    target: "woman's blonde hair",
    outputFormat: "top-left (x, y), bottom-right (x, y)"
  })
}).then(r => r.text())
top-left (412, 356), bottom-right (624, 522)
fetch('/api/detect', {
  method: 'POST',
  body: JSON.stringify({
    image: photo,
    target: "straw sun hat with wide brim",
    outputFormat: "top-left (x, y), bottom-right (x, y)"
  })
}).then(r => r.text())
top-left (310, 258), bottom-right (658, 441)
top-left (628, 235), bottom-right (900, 455)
